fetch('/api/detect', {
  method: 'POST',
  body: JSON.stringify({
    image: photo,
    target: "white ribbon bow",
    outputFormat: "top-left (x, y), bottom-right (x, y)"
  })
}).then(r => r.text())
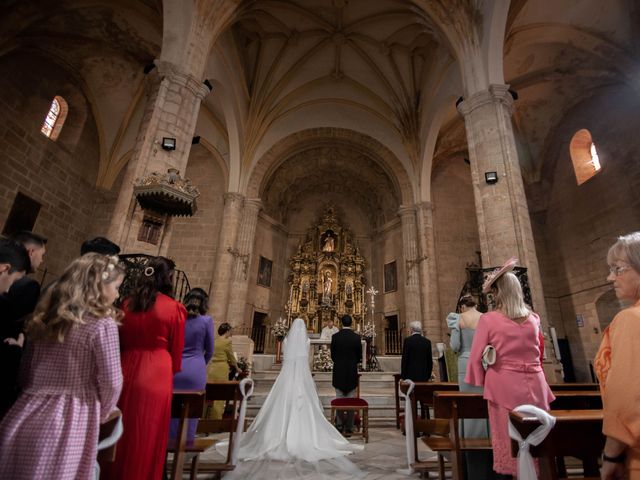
top-left (397, 379), bottom-right (415, 475)
top-left (230, 378), bottom-right (254, 465)
top-left (508, 404), bottom-right (556, 480)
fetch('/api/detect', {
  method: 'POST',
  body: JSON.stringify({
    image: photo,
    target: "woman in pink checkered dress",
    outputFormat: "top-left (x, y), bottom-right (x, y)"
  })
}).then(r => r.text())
top-left (0, 254), bottom-right (125, 480)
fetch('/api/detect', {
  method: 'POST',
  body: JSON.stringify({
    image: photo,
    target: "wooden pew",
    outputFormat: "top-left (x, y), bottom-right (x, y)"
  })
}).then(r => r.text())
top-left (509, 409), bottom-right (604, 480)
top-left (425, 392), bottom-right (492, 480)
top-left (550, 391), bottom-right (602, 410)
top-left (394, 377), bottom-right (459, 430)
top-left (166, 391), bottom-right (207, 480)
top-left (550, 383), bottom-right (599, 392)
top-left (195, 382), bottom-right (243, 479)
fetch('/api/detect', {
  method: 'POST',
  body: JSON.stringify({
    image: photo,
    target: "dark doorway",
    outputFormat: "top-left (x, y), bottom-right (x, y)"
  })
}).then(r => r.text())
top-left (557, 338), bottom-right (576, 382)
top-left (384, 314), bottom-right (401, 355)
top-left (2, 192), bottom-right (41, 236)
top-left (251, 311), bottom-right (268, 354)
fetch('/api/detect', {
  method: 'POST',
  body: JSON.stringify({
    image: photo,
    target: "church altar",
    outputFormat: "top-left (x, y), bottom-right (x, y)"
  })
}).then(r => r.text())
top-left (286, 206), bottom-right (368, 333)
top-left (309, 338), bottom-right (367, 371)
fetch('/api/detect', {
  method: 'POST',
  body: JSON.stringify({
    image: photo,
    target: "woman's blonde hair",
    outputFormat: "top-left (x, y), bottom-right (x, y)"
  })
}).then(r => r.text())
top-left (27, 253), bottom-right (125, 342)
top-left (493, 272), bottom-right (530, 320)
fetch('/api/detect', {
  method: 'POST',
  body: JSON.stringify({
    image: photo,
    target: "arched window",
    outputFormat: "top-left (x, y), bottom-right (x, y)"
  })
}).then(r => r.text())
top-left (569, 129), bottom-right (602, 185)
top-left (40, 96), bottom-right (68, 141)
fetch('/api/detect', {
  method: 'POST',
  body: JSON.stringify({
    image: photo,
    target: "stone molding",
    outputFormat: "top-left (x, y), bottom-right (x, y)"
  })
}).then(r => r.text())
top-left (456, 84), bottom-right (514, 117)
top-left (155, 60), bottom-right (210, 100)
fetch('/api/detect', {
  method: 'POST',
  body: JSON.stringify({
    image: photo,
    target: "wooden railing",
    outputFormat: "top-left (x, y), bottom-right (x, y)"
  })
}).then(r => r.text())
top-left (251, 325), bottom-right (267, 353)
top-left (384, 329), bottom-right (402, 355)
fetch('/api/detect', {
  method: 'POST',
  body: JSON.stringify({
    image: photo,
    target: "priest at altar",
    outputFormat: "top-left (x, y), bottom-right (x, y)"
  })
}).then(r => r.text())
top-left (320, 319), bottom-right (339, 341)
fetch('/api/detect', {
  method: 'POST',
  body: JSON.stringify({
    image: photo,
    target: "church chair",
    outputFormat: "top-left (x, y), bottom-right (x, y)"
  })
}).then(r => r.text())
top-left (509, 409), bottom-right (604, 480)
top-left (330, 373), bottom-right (369, 443)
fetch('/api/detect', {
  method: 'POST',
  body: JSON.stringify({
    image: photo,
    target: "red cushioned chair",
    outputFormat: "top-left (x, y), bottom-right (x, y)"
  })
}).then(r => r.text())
top-left (330, 375), bottom-right (369, 443)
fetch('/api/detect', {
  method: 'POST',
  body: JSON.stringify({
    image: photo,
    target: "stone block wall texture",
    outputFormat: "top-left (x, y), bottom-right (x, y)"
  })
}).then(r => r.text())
top-left (536, 86), bottom-right (640, 381)
top-left (0, 53), bottom-right (103, 283)
top-left (166, 145), bottom-right (225, 292)
top-left (431, 158), bottom-right (481, 329)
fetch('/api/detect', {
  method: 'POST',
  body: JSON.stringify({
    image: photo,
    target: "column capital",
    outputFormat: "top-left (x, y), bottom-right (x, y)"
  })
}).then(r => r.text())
top-left (397, 205), bottom-right (417, 218)
top-left (457, 84), bottom-right (514, 117)
top-left (154, 60), bottom-right (211, 100)
top-left (245, 197), bottom-right (263, 211)
top-left (223, 192), bottom-right (245, 205)
top-left (415, 201), bottom-right (433, 213)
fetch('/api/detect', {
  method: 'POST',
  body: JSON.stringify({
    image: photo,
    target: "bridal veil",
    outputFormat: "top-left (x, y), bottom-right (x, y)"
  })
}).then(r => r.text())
top-left (218, 318), bottom-right (364, 479)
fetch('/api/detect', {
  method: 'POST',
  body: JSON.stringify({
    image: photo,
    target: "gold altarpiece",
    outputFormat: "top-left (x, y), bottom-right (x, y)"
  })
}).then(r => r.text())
top-left (286, 207), bottom-right (367, 332)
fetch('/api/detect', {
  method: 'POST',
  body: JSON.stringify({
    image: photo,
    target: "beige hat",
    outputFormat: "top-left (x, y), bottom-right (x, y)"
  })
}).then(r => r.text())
top-left (482, 257), bottom-right (518, 293)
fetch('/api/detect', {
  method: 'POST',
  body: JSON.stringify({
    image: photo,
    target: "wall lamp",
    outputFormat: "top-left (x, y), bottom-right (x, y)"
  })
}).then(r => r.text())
top-left (485, 171), bottom-right (499, 184)
top-left (161, 137), bottom-right (176, 151)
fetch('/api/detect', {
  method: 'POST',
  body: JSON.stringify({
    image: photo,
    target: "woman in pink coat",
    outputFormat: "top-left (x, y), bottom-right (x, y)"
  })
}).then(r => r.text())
top-left (466, 258), bottom-right (555, 477)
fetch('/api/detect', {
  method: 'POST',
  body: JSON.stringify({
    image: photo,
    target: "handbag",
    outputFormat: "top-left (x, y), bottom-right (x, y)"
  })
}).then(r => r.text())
top-left (481, 345), bottom-right (496, 371)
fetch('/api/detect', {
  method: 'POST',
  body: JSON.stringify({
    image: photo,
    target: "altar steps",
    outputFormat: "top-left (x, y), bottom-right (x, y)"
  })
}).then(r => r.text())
top-left (245, 370), bottom-right (399, 427)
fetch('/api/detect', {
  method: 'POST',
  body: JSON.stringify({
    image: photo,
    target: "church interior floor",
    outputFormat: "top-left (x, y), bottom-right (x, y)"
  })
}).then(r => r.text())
top-left (195, 427), bottom-right (439, 479)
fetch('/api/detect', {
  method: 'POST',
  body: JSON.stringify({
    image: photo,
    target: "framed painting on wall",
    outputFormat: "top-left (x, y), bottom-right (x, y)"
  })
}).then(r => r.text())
top-left (384, 261), bottom-right (397, 293)
top-left (257, 256), bottom-right (272, 287)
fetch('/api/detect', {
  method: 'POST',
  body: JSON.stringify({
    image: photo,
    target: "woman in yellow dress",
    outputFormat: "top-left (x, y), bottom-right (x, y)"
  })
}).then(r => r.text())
top-left (206, 322), bottom-right (238, 419)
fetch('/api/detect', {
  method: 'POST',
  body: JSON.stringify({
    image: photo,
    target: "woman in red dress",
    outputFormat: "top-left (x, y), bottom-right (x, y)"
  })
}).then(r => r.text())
top-left (106, 257), bottom-right (185, 479)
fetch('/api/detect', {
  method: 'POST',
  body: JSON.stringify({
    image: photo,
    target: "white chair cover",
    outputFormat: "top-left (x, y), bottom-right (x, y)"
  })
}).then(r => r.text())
top-left (230, 377), bottom-right (255, 465)
top-left (508, 404), bottom-right (556, 480)
top-left (397, 379), bottom-right (415, 475)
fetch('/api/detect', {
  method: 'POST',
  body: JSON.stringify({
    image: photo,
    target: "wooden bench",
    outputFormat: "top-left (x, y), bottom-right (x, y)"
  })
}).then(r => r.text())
top-left (166, 391), bottom-right (208, 480)
top-left (195, 382), bottom-right (244, 479)
top-left (510, 409), bottom-right (604, 480)
top-left (394, 376), bottom-right (460, 430)
top-left (399, 382), bottom-right (468, 479)
top-left (549, 383), bottom-right (599, 392)
top-left (550, 391), bottom-right (602, 410)
top-left (426, 392), bottom-right (492, 480)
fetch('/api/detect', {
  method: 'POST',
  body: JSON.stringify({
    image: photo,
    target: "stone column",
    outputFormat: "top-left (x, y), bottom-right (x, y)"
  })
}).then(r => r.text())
top-left (415, 202), bottom-right (442, 340)
top-left (225, 198), bottom-right (262, 329)
top-left (210, 193), bottom-right (245, 325)
top-left (398, 206), bottom-right (423, 327)
top-left (107, 61), bottom-right (210, 253)
top-left (457, 84), bottom-right (547, 323)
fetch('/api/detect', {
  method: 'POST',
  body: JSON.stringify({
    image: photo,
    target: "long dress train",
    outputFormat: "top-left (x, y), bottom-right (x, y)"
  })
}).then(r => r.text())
top-left (218, 318), bottom-right (364, 479)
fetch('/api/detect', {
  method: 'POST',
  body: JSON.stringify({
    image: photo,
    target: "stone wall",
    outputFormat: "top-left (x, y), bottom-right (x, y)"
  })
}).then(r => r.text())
top-left (0, 53), bottom-right (103, 282)
top-left (431, 158), bottom-right (481, 324)
top-left (166, 144), bottom-right (225, 292)
top-left (538, 86), bottom-right (640, 381)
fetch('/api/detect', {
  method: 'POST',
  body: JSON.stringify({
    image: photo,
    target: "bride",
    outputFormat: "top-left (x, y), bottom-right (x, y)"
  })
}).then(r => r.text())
top-left (218, 318), bottom-right (364, 479)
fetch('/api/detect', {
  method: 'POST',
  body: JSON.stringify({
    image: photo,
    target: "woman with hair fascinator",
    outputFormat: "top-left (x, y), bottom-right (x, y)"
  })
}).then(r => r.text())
top-left (105, 256), bottom-right (186, 480)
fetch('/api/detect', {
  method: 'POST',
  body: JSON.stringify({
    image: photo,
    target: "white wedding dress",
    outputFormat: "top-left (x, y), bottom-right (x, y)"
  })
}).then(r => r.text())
top-left (218, 318), bottom-right (364, 479)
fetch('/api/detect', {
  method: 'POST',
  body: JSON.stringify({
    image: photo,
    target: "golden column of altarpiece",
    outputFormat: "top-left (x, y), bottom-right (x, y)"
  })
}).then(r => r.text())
top-left (286, 207), bottom-right (367, 333)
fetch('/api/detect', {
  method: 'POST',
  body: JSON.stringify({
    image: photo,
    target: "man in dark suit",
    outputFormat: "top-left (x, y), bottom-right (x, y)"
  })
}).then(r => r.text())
top-left (0, 231), bottom-right (46, 417)
top-left (401, 321), bottom-right (433, 381)
top-left (330, 314), bottom-right (362, 434)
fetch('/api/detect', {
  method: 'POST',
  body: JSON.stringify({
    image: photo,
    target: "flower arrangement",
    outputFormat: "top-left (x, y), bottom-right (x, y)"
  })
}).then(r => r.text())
top-left (271, 317), bottom-right (289, 340)
top-left (313, 347), bottom-right (333, 372)
top-left (235, 356), bottom-right (252, 379)
top-left (362, 322), bottom-right (376, 339)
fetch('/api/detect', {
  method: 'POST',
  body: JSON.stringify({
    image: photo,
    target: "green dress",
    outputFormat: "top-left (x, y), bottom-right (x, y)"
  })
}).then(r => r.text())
top-left (206, 337), bottom-right (238, 419)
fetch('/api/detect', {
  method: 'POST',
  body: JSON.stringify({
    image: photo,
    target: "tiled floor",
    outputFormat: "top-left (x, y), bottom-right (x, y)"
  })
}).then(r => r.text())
top-left (195, 427), bottom-right (440, 479)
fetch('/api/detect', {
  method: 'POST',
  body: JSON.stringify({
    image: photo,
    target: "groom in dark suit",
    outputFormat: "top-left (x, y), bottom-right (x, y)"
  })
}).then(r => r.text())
top-left (330, 314), bottom-right (362, 434)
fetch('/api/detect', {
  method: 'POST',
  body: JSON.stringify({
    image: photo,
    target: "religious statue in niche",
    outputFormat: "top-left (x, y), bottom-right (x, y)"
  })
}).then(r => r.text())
top-left (322, 231), bottom-right (335, 252)
top-left (322, 270), bottom-right (333, 303)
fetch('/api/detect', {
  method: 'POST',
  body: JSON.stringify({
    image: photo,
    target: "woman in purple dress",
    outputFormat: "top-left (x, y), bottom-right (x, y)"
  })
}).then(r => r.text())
top-left (169, 287), bottom-right (215, 441)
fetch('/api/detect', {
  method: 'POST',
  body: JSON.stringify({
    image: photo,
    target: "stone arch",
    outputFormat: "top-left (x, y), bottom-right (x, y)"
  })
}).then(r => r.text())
top-left (245, 128), bottom-right (414, 206)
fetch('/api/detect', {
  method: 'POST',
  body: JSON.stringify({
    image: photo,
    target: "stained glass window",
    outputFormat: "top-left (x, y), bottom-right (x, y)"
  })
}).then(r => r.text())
top-left (40, 96), bottom-right (68, 140)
